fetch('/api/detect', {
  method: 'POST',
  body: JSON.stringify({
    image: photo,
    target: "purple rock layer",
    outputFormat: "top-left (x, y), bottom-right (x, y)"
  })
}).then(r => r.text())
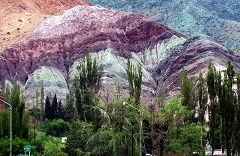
top-left (155, 36), bottom-right (240, 96)
top-left (0, 5), bottom-right (184, 84)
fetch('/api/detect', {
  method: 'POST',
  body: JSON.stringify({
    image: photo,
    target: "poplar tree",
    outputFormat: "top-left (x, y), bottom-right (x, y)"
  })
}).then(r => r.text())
top-left (35, 88), bottom-right (39, 109)
top-left (126, 59), bottom-right (134, 98)
top-left (75, 52), bottom-right (101, 122)
top-left (180, 69), bottom-right (193, 109)
top-left (198, 72), bottom-right (205, 123)
top-left (222, 61), bottom-right (235, 156)
top-left (207, 63), bottom-right (221, 152)
top-left (40, 81), bottom-right (44, 115)
top-left (207, 63), bottom-right (216, 103)
top-left (65, 92), bottom-right (76, 122)
top-left (3, 84), bottom-right (31, 139)
top-left (40, 81), bottom-right (44, 121)
top-left (126, 59), bottom-right (143, 105)
top-left (234, 74), bottom-right (240, 154)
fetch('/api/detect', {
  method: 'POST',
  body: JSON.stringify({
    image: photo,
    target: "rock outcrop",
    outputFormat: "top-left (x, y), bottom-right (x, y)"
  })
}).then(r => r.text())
top-left (24, 66), bottom-right (69, 108)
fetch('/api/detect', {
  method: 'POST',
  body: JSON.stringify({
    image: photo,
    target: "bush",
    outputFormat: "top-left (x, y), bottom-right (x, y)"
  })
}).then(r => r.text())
top-left (0, 137), bottom-right (29, 156)
top-left (43, 137), bottom-right (67, 156)
top-left (43, 119), bottom-right (69, 137)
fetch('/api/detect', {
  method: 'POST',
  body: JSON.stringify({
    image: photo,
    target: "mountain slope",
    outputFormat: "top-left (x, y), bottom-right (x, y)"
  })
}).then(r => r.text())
top-left (0, 0), bottom-right (91, 52)
top-left (0, 5), bottom-right (185, 106)
top-left (91, 0), bottom-right (240, 53)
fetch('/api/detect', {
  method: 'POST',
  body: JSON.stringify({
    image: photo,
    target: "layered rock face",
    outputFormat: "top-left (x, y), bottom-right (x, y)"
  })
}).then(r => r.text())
top-left (91, 0), bottom-right (240, 53)
top-left (0, 5), bottom-right (186, 106)
top-left (24, 66), bottom-right (69, 108)
top-left (154, 35), bottom-right (240, 96)
top-left (2, 4), bottom-right (239, 107)
top-left (0, 0), bottom-right (91, 52)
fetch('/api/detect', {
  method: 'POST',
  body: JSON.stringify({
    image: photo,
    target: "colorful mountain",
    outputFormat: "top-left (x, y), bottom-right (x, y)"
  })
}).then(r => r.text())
top-left (91, 0), bottom-right (240, 54)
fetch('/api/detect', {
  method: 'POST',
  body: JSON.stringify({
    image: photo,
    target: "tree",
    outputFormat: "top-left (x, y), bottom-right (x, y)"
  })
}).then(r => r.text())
top-left (52, 94), bottom-right (58, 119)
top-left (45, 96), bottom-right (53, 120)
top-left (198, 71), bottom-right (206, 124)
top-left (233, 74), bottom-right (240, 154)
top-left (74, 52), bottom-right (101, 122)
top-left (36, 88), bottom-right (39, 109)
top-left (44, 119), bottom-right (69, 137)
top-left (43, 137), bottom-right (67, 156)
top-left (56, 100), bottom-right (66, 120)
top-left (165, 123), bottom-right (204, 155)
top-left (0, 110), bottom-right (9, 138)
top-left (207, 63), bottom-right (216, 103)
top-left (3, 84), bottom-right (32, 140)
top-left (66, 121), bottom-right (95, 156)
top-left (159, 97), bottom-right (205, 155)
top-left (220, 61), bottom-right (235, 156)
top-left (40, 81), bottom-right (45, 120)
top-left (126, 59), bottom-right (143, 105)
top-left (180, 69), bottom-right (193, 109)
top-left (65, 93), bottom-right (76, 122)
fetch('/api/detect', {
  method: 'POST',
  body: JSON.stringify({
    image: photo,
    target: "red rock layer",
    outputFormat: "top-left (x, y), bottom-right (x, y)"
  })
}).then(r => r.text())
top-left (154, 36), bottom-right (240, 95)
top-left (0, 5), bottom-right (184, 84)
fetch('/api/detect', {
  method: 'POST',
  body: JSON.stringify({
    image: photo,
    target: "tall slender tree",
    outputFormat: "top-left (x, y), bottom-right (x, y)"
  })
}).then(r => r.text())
top-left (75, 51), bottom-right (101, 122)
top-left (180, 69), bottom-right (193, 109)
top-left (52, 94), bottom-right (58, 119)
top-left (44, 96), bottom-right (52, 120)
top-left (65, 92), bottom-right (76, 122)
top-left (126, 59), bottom-right (143, 105)
top-left (40, 81), bottom-right (44, 120)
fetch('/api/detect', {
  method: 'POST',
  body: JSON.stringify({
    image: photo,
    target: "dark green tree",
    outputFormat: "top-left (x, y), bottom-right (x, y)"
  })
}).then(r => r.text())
top-left (56, 100), bottom-right (65, 120)
top-left (180, 69), bottom-right (193, 109)
top-left (221, 61), bottom-right (235, 156)
top-left (40, 81), bottom-right (44, 120)
top-left (52, 94), bottom-right (58, 119)
top-left (207, 63), bottom-right (216, 103)
top-left (233, 74), bottom-right (240, 154)
top-left (198, 71), bottom-right (205, 124)
top-left (65, 92), bottom-right (76, 122)
top-left (44, 96), bottom-right (53, 120)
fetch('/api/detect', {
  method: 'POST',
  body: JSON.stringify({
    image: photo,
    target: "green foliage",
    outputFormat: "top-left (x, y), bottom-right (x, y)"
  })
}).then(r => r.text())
top-left (0, 110), bottom-right (9, 138)
top-left (126, 59), bottom-right (143, 105)
top-left (158, 97), bottom-right (191, 126)
top-left (180, 69), bottom-right (193, 109)
top-left (160, 97), bottom-right (205, 155)
top-left (44, 96), bottom-right (53, 120)
top-left (2, 84), bottom-right (32, 140)
top-left (198, 72), bottom-right (206, 124)
top-left (40, 81), bottom-right (45, 120)
top-left (43, 137), bottom-right (67, 156)
top-left (29, 108), bottom-right (42, 121)
top-left (75, 52), bottom-right (101, 122)
top-left (43, 119), bottom-right (69, 137)
top-left (65, 92), bottom-right (76, 122)
top-left (207, 63), bottom-right (216, 102)
top-left (45, 95), bottom-right (65, 120)
top-left (165, 123), bottom-right (205, 156)
top-left (51, 94), bottom-right (58, 119)
top-left (0, 137), bottom-right (29, 156)
top-left (66, 121), bottom-right (95, 156)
